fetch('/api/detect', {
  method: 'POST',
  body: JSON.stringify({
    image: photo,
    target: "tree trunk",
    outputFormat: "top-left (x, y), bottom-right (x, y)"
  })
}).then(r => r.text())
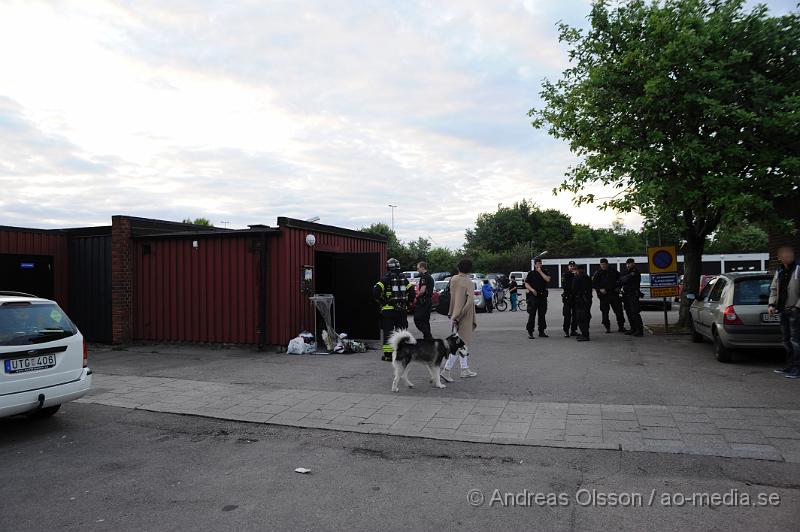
top-left (678, 235), bottom-right (704, 327)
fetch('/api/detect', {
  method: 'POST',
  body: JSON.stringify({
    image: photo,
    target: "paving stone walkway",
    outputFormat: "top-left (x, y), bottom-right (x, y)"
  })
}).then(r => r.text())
top-left (78, 373), bottom-right (800, 463)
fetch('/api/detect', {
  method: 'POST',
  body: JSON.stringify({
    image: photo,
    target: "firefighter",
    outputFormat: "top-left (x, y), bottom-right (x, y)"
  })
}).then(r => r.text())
top-left (592, 258), bottom-right (627, 333)
top-left (573, 264), bottom-right (593, 341)
top-left (619, 258), bottom-right (644, 337)
top-left (373, 258), bottom-right (415, 361)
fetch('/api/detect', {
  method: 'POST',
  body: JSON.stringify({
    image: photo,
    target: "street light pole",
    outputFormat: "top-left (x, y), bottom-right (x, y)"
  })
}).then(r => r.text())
top-left (388, 204), bottom-right (397, 232)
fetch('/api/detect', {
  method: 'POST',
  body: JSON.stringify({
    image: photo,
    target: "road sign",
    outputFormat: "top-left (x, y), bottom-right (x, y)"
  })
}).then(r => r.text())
top-left (648, 245), bottom-right (678, 274)
top-left (651, 286), bottom-right (679, 298)
top-left (650, 273), bottom-right (678, 287)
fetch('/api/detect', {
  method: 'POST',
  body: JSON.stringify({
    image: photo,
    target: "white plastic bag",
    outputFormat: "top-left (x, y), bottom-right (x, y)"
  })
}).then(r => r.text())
top-left (287, 337), bottom-right (306, 354)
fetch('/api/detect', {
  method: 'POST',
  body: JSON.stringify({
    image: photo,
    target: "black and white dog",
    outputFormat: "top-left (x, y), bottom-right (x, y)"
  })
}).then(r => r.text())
top-left (388, 330), bottom-right (466, 393)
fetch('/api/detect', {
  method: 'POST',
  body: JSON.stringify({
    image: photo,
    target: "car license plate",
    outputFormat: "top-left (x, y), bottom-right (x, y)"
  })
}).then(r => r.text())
top-left (3, 354), bottom-right (57, 374)
top-left (761, 313), bottom-right (780, 323)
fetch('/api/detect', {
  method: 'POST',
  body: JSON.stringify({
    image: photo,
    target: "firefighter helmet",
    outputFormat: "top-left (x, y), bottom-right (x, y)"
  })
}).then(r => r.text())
top-left (386, 258), bottom-right (401, 271)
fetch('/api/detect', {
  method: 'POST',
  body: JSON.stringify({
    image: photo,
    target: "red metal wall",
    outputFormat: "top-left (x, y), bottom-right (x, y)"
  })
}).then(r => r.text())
top-left (133, 236), bottom-right (260, 344)
top-left (0, 227), bottom-right (69, 310)
top-left (267, 226), bottom-right (386, 345)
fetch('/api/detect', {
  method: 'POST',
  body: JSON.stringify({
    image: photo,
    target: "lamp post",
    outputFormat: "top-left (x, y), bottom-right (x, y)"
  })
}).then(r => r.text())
top-left (388, 204), bottom-right (397, 232)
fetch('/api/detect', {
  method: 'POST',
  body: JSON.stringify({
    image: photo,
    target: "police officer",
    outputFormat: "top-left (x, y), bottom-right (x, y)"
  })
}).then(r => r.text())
top-left (373, 258), bottom-right (415, 361)
top-left (413, 261), bottom-right (435, 340)
top-left (524, 258), bottom-right (552, 339)
top-left (572, 264), bottom-right (593, 341)
top-left (619, 258), bottom-right (644, 337)
top-left (561, 261), bottom-right (578, 337)
top-left (592, 258), bottom-right (627, 333)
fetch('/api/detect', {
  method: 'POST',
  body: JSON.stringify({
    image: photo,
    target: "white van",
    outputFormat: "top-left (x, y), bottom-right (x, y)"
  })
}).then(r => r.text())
top-left (0, 292), bottom-right (92, 418)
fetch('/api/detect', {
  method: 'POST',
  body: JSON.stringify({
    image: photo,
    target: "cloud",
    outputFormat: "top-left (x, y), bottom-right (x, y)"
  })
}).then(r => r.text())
top-left (0, 0), bottom-right (786, 244)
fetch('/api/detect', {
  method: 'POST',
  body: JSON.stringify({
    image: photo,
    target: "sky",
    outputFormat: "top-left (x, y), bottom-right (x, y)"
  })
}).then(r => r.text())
top-left (0, 0), bottom-right (796, 248)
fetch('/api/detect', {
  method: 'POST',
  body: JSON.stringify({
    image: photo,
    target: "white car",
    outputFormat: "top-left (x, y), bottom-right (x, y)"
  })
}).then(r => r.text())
top-left (0, 292), bottom-right (92, 418)
top-left (509, 271), bottom-right (526, 287)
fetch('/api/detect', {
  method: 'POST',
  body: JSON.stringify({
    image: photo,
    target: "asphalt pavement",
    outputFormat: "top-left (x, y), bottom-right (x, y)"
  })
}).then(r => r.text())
top-left (4, 290), bottom-right (798, 531)
top-left (88, 291), bottom-right (791, 408)
top-left (2, 404), bottom-right (798, 531)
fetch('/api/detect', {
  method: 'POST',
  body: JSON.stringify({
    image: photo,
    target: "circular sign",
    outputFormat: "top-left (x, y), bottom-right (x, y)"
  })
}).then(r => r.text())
top-left (653, 250), bottom-right (673, 269)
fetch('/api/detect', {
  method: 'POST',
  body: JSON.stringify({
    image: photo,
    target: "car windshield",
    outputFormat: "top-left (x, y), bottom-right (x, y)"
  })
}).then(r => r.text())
top-left (434, 281), bottom-right (448, 291)
top-left (0, 303), bottom-right (78, 346)
top-left (733, 278), bottom-right (771, 305)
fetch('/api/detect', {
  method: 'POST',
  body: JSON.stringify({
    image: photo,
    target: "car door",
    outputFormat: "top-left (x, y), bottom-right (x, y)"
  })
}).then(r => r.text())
top-left (703, 278), bottom-right (727, 329)
top-left (693, 278), bottom-right (717, 333)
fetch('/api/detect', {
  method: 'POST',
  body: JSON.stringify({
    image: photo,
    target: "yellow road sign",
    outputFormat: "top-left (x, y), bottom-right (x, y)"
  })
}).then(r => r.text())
top-left (648, 245), bottom-right (678, 274)
top-left (651, 286), bottom-right (679, 298)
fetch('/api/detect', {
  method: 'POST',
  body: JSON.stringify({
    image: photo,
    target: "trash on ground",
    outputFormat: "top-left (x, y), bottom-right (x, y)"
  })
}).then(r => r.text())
top-left (294, 467), bottom-right (311, 474)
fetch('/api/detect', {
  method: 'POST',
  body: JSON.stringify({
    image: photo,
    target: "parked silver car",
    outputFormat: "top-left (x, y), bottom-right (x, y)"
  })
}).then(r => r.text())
top-left (687, 272), bottom-right (782, 362)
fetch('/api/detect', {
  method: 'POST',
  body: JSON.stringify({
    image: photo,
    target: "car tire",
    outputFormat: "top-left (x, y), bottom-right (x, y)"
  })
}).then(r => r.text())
top-left (688, 317), bottom-right (703, 343)
top-left (712, 329), bottom-right (732, 363)
top-left (27, 405), bottom-right (61, 419)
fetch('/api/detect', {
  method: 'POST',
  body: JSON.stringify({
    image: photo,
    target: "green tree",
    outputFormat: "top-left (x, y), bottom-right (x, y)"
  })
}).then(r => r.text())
top-left (360, 223), bottom-right (410, 266)
top-left (530, 0), bottom-right (799, 325)
top-left (706, 222), bottom-right (768, 253)
top-left (426, 247), bottom-right (458, 274)
top-left (182, 217), bottom-right (212, 226)
top-left (406, 237), bottom-right (432, 264)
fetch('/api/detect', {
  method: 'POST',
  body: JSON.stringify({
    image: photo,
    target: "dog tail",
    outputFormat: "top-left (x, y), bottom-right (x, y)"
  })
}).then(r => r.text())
top-left (388, 329), bottom-right (416, 352)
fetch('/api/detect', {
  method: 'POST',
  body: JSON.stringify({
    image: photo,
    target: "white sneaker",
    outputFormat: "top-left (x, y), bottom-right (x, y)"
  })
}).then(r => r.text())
top-left (460, 369), bottom-right (477, 378)
top-left (440, 369), bottom-right (455, 383)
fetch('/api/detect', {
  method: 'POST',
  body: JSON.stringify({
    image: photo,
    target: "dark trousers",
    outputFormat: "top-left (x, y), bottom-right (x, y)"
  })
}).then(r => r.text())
top-left (562, 296), bottom-right (577, 333)
top-left (780, 309), bottom-right (800, 368)
top-left (381, 310), bottom-right (408, 357)
top-left (599, 293), bottom-right (625, 330)
top-left (484, 296), bottom-right (493, 313)
top-left (413, 302), bottom-right (433, 340)
top-left (526, 295), bottom-right (548, 334)
top-left (622, 294), bottom-right (643, 333)
top-left (576, 299), bottom-right (592, 338)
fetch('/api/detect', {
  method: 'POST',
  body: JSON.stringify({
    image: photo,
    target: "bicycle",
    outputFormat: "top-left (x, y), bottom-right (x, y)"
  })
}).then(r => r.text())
top-left (494, 288), bottom-right (526, 312)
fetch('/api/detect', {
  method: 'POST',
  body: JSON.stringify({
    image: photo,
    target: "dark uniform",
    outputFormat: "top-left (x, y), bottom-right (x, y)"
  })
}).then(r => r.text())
top-left (413, 271), bottom-right (435, 340)
top-left (373, 261), bottom-right (415, 361)
top-left (525, 269), bottom-right (549, 337)
top-left (619, 263), bottom-right (644, 336)
top-left (561, 269), bottom-right (578, 336)
top-left (572, 269), bottom-right (593, 340)
top-left (592, 266), bottom-right (626, 333)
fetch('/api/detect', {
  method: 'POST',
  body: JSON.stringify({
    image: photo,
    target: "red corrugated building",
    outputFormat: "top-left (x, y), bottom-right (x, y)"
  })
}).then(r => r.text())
top-left (2, 216), bottom-right (387, 347)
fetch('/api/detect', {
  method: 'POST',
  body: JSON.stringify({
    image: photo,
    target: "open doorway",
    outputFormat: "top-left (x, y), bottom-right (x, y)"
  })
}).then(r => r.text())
top-left (0, 254), bottom-right (55, 299)
top-left (315, 252), bottom-right (381, 339)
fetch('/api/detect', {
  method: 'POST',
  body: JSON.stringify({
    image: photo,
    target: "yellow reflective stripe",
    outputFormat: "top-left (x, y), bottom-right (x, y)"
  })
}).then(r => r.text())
top-left (382, 305), bottom-right (394, 310)
top-left (383, 344), bottom-right (393, 352)
top-left (376, 281), bottom-right (385, 289)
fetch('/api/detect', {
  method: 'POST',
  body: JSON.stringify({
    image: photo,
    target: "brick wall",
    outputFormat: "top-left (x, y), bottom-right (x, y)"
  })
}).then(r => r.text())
top-left (111, 216), bottom-right (132, 343)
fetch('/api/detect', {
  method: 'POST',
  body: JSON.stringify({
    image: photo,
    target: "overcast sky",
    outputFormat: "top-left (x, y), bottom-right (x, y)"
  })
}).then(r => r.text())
top-left (0, 1), bottom-right (795, 247)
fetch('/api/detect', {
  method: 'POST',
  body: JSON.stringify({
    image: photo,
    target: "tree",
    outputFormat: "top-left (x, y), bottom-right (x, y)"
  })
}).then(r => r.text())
top-left (360, 223), bottom-right (409, 265)
top-left (182, 217), bottom-right (212, 226)
top-left (530, 0), bottom-right (799, 325)
top-left (426, 247), bottom-right (458, 274)
top-left (706, 221), bottom-right (768, 253)
top-left (406, 237), bottom-right (432, 264)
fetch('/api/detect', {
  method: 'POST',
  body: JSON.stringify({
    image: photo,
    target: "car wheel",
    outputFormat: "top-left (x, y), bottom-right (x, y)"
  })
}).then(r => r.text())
top-left (688, 317), bottom-right (703, 343)
top-left (27, 405), bottom-right (61, 419)
top-left (712, 329), bottom-right (732, 363)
